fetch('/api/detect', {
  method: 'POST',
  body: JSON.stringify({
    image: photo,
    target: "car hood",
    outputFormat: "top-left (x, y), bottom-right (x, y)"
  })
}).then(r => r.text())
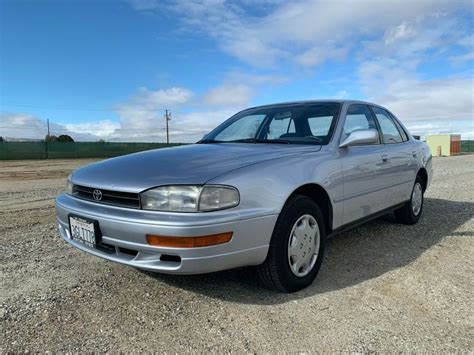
top-left (71, 143), bottom-right (320, 193)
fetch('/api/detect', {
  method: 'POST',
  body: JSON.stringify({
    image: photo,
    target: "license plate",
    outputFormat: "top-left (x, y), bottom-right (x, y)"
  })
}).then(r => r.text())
top-left (69, 215), bottom-right (98, 248)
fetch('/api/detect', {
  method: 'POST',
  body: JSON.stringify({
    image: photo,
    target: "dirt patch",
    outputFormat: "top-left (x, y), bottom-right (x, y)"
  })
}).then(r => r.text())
top-left (1, 156), bottom-right (473, 352)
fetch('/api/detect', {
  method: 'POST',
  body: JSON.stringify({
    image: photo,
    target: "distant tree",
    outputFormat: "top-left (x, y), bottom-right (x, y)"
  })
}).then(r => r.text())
top-left (97, 139), bottom-right (106, 143)
top-left (0, 136), bottom-right (4, 142)
top-left (45, 135), bottom-right (58, 142)
top-left (57, 134), bottom-right (74, 142)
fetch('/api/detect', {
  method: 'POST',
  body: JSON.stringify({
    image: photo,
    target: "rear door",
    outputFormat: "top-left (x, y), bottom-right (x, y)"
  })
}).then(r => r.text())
top-left (370, 106), bottom-right (417, 205)
top-left (339, 104), bottom-right (393, 224)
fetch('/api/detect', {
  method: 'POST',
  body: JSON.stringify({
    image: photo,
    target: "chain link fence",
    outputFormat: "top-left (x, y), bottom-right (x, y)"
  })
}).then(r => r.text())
top-left (1, 140), bottom-right (471, 160)
top-left (0, 142), bottom-right (184, 160)
top-left (461, 140), bottom-right (474, 153)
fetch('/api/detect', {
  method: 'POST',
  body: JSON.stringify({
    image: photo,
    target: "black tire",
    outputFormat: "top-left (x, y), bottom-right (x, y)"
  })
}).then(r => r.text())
top-left (257, 195), bottom-right (326, 293)
top-left (394, 175), bottom-right (424, 225)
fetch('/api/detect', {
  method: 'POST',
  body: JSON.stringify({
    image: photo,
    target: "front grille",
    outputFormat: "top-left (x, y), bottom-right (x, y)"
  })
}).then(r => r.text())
top-left (72, 184), bottom-right (141, 209)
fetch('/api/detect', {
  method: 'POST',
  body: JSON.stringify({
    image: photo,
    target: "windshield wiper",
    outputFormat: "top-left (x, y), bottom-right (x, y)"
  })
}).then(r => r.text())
top-left (227, 138), bottom-right (290, 144)
top-left (196, 139), bottom-right (224, 144)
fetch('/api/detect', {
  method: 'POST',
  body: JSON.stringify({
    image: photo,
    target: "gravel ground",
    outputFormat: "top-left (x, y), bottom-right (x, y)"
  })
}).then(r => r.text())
top-left (1, 156), bottom-right (473, 352)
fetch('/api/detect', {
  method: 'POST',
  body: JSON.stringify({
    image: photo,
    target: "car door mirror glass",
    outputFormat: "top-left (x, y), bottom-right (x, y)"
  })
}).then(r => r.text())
top-left (339, 129), bottom-right (379, 148)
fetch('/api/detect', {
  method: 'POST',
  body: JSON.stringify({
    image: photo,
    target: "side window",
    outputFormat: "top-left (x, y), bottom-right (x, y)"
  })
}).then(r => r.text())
top-left (343, 104), bottom-right (378, 139)
top-left (372, 107), bottom-right (403, 144)
top-left (267, 113), bottom-right (295, 139)
top-left (390, 113), bottom-right (409, 141)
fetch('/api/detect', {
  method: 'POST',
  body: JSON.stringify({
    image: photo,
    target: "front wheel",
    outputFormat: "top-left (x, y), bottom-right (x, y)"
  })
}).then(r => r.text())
top-left (394, 176), bottom-right (424, 225)
top-left (257, 195), bottom-right (326, 293)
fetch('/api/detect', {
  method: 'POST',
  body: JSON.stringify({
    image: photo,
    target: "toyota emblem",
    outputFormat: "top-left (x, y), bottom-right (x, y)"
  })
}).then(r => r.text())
top-left (92, 189), bottom-right (103, 201)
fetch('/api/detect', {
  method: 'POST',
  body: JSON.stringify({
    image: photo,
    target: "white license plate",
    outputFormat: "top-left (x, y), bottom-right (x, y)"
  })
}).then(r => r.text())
top-left (69, 216), bottom-right (97, 248)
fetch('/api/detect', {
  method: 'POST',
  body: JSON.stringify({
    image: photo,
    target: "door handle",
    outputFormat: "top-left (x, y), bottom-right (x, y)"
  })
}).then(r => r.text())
top-left (412, 151), bottom-right (418, 158)
top-left (382, 154), bottom-right (390, 163)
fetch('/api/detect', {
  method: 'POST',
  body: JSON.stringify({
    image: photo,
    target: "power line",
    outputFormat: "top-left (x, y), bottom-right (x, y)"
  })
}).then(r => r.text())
top-left (0, 126), bottom-right (172, 132)
top-left (1, 100), bottom-right (186, 113)
top-left (1, 101), bottom-right (116, 112)
top-left (0, 126), bottom-right (47, 129)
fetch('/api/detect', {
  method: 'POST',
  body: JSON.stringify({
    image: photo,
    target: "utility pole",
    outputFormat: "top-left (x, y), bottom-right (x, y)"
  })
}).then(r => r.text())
top-left (164, 109), bottom-right (171, 144)
top-left (46, 119), bottom-right (50, 159)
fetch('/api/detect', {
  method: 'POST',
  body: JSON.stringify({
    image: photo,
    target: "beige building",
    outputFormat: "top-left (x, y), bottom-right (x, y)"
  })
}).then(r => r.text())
top-left (426, 134), bottom-right (461, 157)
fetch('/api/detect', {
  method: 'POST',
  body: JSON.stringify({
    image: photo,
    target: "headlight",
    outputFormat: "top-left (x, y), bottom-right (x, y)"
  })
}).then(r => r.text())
top-left (66, 175), bottom-right (73, 195)
top-left (141, 186), bottom-right (201, 212)
top-left (140, 185), bottom-right (239, 212)
top-left (199, 186), bottom-right (240, 212)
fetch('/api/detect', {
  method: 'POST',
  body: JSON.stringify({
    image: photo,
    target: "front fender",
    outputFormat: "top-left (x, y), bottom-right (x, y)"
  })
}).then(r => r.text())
top-left (206, 148), bottom-right (344, 229)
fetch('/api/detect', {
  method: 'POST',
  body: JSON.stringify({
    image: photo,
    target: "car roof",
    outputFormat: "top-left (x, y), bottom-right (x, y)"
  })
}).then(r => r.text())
top-left (246, 99), bottom-right (381, 110)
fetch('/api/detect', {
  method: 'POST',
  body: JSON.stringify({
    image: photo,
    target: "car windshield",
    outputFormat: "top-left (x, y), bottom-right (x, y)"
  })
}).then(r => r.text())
top-left (200, 103), bottom-right (341, 145)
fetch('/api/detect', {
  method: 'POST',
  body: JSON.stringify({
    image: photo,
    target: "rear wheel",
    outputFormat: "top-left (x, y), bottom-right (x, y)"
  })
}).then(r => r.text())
top-left (257, 195), bottom-right (326, 292)
top-left (394, 176), bottom-right (424, 225)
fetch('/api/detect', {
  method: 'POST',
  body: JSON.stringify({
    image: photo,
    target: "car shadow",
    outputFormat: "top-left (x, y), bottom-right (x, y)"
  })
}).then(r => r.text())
top-left (140, 198), bottom-right (473, 305)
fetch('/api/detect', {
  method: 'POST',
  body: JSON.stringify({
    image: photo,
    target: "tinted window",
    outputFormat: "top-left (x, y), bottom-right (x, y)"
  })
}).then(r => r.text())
top-left (372, 107), bottom-right (403, 144)
top-left (343, 104), bottom-right (378, 139)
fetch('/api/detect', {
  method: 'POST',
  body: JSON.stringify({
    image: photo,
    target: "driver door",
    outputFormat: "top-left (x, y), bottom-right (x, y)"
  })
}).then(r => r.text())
top-left (339, 104), bottom-right (392, 225)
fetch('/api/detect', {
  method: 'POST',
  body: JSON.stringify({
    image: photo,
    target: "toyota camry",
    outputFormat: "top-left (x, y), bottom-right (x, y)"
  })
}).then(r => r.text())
top-left (56, 100), bottom-right (432, 292)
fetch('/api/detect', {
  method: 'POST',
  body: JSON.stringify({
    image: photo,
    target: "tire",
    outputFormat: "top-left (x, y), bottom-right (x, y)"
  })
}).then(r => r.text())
top-left (394, 176), bottom-right (424, 225)
top-left (257, 195), bottom-right (326, 293)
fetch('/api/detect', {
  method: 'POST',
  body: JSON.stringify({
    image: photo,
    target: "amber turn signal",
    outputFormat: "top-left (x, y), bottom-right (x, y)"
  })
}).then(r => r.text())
top-left (146, 232), bottom-right (233, 248)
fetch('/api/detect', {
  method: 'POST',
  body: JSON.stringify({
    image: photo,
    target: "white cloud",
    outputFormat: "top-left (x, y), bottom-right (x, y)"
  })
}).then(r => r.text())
top-left (112, 86), bottom-right (194, 134)
top-left (0, 113), bottom-right (107, 141)
top-left (1, 83), bottom-right (253, 143)
top-left (357, 59), bottom-right (474, 139)
top-left (129, 0), bottom-right (472, 70)
top-left (125, 1), bottom-right (474, 144)
top-left (407, 119), bottom-right (474, 139)
top-left (3, 1), bottom-right (473, 142)
top-left (163, 108), bottom-right (238, 142)
top-left (116, 87), bottom-right (193, 120)
top-left (384, 22), bottom-right (416, 45)
top-left (295, 45), bottom-right (347, 68)
top-left (202, 84), bottom-right (254, 106)
top-left (449, 52), bottom-right (474, 66)
top-left (224, 69), bottom-right (289, 86)
top-left (62, 120), bottom-right (121, 138)
top-left (109, 84), bottom-right (249, 142)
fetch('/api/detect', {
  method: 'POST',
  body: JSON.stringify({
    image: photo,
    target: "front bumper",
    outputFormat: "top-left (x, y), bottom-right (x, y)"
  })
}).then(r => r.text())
top-left (55, 194), bottom-right (277, 274)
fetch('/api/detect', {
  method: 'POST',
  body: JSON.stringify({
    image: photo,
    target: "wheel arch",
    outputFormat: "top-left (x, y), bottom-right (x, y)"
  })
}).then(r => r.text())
top-left (285, 183), bottom-right (333, 234)
top-left (417, 167), bottom-right (428, 192)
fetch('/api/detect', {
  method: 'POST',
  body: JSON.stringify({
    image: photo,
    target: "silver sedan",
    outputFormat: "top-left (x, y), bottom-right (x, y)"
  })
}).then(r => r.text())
top-left (56, 100), bottom-right (433, 292)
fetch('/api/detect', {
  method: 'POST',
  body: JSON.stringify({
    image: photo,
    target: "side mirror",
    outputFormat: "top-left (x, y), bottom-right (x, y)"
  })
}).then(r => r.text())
top-left (339, 129), bottom-right (379, 148)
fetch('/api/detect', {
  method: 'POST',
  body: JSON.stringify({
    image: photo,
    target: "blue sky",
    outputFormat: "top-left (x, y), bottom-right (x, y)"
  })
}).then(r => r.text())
top-left (1, 0), bottom-right (473, 141)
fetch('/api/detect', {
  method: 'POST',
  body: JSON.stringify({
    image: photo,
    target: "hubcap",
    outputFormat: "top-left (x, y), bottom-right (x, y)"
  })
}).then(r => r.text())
top-left (411, 182), bottom-right (423, 216)
top-left (287, 214), bottom-right (320, 277)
